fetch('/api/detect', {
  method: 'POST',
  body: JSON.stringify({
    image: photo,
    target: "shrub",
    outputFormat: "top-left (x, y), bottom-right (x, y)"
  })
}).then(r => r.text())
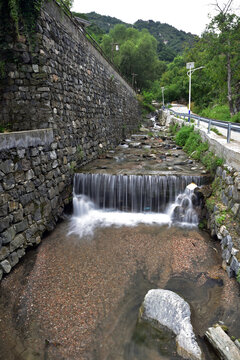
top-left (200, 105), bottom-right (231, 122)
top-left (175, 125), bottom-right (194, 146)
top-left (169, 123), bottom-right (179, 135)
top-left (184, 131), bottom-right (202, 155)
top-left (191, 141), bottom-right (209, 160)
top-left (202, 152), bottom-right (224, 174)
top-left (231, 112), bottom-right (240, 123)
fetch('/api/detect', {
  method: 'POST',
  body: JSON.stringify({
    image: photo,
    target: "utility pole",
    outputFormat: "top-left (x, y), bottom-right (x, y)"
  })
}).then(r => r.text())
top-left (111, 43), bottom-right (119, 63)
top-left (161, 87), bottom-right (165, 108)
top-left (131, 73), bottom-right (138, 89)
top-left (186, 62), bottom-right (205, 121)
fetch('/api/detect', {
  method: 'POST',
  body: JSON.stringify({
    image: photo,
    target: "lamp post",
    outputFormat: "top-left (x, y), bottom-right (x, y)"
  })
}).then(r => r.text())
top-left (111, 43), bottom-right (119, 63)
top-left (161, 87), bottom-right (165, 108)
top-left (186, 63), bottom-right (205, 121)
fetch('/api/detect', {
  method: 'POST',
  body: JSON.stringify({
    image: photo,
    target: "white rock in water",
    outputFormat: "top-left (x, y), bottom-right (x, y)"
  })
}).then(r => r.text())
top-left (186, 182), bottom-right (198, 191)
top-left (141, 289), bottom-right (202, 360)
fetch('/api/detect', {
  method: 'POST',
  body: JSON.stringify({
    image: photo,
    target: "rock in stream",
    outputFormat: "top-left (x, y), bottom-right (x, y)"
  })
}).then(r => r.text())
top-left (139, 289), bottom-right (202, 360)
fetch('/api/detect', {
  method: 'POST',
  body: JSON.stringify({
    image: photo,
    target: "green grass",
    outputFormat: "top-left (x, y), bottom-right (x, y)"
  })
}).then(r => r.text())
top-left (173, 125), bottom-right (224, 174)
top-left (211, 127), bottom-right (223, 136)
top-left (199, 104), bottom-right (240, 123)
top-left (175, 125), bottom-right (194, 146)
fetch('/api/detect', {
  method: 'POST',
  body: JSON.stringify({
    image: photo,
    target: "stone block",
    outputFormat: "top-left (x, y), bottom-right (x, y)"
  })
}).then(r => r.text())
top-left (1, 226), bottom-right (16, 245)
top-left (222, 170), bottom-right (227, 181)
top-left (0, 260), bottom-right (11, 274)
top-left (216, 167), bottom-right (222, 177)
top-left (0, 160), bottom-right (15, 174)
top-left (10, 234), bottom-right (25, 252)
top-left (0, 246), bottom-right (10, 261)
top-left (8, 201), bottom-right (19, 212)
top-left (222, 248), bottom-right (231, 264)
top-left (8, 251), bottom-right (19, 267)
top-left (226, 265), bottom-right (234, 278)
top-left (230, 256), bottom-right (240, 275)
top-left (17, 248), bottom-right (25, 259)
top-left (0, 268), bottom-right (3, 280)
top-left (14, 219), bottom-right (28, 233)
top-left (0, 204), bottom-right (8, 217)
top-left (3, 176), bottom-right (15, 190)
top-left (0, 217), bottom-right (10, 232)
top-left (12, 209), bottom-right (24, 223)
top-left (26, 169), bottom-right (35, 180)
top-left (231, 203), bottom-right (240, 216)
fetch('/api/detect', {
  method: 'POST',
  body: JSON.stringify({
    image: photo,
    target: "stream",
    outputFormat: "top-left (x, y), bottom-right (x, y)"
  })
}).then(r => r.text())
top-left (0, 120), bottom-right (239, 360)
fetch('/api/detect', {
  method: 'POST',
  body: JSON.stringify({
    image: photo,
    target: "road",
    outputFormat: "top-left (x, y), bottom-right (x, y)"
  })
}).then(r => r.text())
top-left (169, 104), bottom-right (240, 147)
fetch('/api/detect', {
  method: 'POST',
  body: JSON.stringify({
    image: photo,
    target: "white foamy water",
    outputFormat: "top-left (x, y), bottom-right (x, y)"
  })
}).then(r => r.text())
top-left (68, 195), bottom-right (171, 237)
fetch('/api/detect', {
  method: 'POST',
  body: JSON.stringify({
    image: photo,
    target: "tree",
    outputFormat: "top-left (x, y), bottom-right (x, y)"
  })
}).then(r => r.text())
top-left (206, 1), bottom-right (240, 115)
top-left (57, 0), bottom-right (74, 9)
top-left (100, 24), bottom-right (166, 90)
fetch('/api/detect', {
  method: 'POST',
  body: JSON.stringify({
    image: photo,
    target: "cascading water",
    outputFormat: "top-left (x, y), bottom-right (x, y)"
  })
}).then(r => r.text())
top-left (167, 184), bottom-right (199, 225)
top-left (69, 174), bottom-right (204, 237)
top-left (73, 173), bottom-right (203, 213)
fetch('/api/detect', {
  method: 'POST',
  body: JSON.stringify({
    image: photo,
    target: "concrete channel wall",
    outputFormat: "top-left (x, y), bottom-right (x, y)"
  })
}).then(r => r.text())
top-left (163, 110), bottom-right (240, 280)
top-left (0, 1), bottom-right (140, 279)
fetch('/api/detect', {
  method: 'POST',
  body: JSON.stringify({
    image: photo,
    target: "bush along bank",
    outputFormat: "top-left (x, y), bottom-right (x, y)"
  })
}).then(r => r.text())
top-left (169, 124), bottom-right (224, 175)
top-left (169, 124), bottom-right (240, 282)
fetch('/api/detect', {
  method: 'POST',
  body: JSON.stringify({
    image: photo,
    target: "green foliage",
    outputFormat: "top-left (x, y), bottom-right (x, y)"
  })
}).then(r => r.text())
top-left (1, 0), bottom-right (44, 40)
top-left (215, 210), bottom-right (227, 225)
top-left (206, 198), bottom-right (215, 212)
top-left (183, 131), bottom-right (202, 154)
top-left (191, 141), bottom-right (209, 160)
top-left (231, 112), bottom-right (240, 123)
top-left (211, 127), bottom-right (222, 136)
top-left (202, 152), bottom-right (224, 173)
top-left (175, 125), bottom-right (194, 147)
top-left (173, 124), bottom-right (223, 174)
top-left (84, 12), bottom-right (196, 63)
top-left (200, 105), bottom-right (231, 122)
top-left (169, 123), bottom-right (179, 135)
top-left (56, 0), bottom-right (73, 9)
top-left (9, 0), bottom-right (19, 34)
top-left (100, 24), bottom-right (167, 90)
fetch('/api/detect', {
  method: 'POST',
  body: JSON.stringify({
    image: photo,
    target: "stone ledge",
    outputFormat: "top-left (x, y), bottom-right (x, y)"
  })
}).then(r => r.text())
top-left (0, 129), bottom-right (54, 150)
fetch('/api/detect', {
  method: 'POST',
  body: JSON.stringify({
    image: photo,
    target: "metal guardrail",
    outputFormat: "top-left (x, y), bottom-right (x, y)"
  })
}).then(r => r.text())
top-left (168, 108), bottom-right (240, 143)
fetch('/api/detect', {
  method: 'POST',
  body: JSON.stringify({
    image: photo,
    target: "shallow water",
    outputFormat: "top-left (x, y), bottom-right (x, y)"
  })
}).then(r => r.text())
top-left (0, 220), bottom-right (239, 360)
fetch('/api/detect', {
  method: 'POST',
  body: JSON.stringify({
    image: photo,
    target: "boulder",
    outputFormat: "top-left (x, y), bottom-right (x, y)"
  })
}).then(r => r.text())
top-left (140, 289), bottom-right (202, 360)
top-left (205, 325), bottom-right (240, 360)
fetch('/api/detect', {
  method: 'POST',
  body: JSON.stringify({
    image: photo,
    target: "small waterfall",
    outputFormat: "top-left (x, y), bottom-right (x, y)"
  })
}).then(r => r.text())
top-left (73, 174), bottom-right (204, 213)
top-left (69, 175), bottom-right (205, 236)
top-left (167, 184), bottom-right (199, 225)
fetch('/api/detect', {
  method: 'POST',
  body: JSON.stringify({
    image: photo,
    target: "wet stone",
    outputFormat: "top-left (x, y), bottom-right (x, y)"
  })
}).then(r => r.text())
top-left (8, 251), bottom-right (19, 267)
top-left (0, 259), bottom-right (11, 273)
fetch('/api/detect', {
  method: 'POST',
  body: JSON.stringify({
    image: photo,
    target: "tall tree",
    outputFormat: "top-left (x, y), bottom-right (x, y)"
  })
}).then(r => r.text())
top-left (207, 1), bottom-right (240, 115)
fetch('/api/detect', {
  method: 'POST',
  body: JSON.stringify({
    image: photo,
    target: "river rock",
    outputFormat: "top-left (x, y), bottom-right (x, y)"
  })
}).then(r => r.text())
top-left (140, 289), bottom-right (202, 360)
top-left (205, 325), bottom-right (240, 360)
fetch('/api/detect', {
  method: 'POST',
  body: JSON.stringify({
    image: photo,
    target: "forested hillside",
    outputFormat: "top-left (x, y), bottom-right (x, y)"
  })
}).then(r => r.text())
top-left (73, 2), bottom-right (240, 123)
top-left (74, 11), bottom-right (196, 62)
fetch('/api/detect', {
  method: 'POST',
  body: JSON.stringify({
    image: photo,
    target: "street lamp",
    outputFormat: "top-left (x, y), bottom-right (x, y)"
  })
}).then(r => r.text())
top-left (112, 43), bottom-right (119, 63)
top-left (161, 87), bottom-right (165, 108)
top-left (186, 62), bottom-right (205, 121)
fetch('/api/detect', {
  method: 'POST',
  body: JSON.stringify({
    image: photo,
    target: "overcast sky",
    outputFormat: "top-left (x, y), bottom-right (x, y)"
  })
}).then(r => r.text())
top-left (72, 0), bottom-right (239, 36)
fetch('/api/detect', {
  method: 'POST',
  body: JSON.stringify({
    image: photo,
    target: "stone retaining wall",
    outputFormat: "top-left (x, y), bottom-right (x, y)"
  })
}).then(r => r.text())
top-left (206, 166), bottom-right (240, 280)
top-left (0, 1), bottom-right (140, 278)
